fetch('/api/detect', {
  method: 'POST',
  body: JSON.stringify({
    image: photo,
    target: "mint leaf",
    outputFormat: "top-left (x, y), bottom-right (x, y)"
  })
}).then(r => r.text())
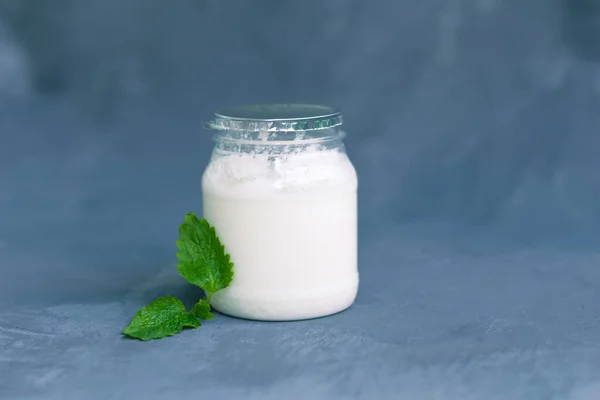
top-left (122, 296), bottom-right (200, 341)
top-left (176, 213), bottom-right (234, 295)
top-left (122, 213), bottom-right (235, 341)
top-left (192, 299), bottom-right (214, 320)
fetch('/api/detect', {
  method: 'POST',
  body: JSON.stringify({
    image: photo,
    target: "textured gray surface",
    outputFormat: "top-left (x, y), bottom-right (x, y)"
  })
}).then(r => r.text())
top-left (2, 230), bottom-right (600, 399)
top-left (2, 0), bottom-right (600, 399)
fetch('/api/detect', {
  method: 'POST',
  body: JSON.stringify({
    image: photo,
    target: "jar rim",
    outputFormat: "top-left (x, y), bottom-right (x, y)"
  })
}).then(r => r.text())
top-left (205, 104), bottom-right (343, 132)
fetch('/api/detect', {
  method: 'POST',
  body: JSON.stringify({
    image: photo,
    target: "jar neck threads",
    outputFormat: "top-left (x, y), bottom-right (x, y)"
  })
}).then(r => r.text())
top-left (213, 128), bottom-right (346, 155)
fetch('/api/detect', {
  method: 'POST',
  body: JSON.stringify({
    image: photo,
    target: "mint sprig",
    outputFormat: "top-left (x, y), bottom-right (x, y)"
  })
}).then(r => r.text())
top-left (122, 213), bottom-right (233, 340)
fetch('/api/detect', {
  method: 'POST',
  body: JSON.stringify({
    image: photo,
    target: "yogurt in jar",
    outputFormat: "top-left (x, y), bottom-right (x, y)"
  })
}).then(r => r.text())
top-left (202, 104), bottom-right (358, 321)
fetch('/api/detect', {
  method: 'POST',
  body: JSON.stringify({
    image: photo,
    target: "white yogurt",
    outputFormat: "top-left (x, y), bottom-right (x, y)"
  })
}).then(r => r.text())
top-left (202, 148), bottom-right (358, 321)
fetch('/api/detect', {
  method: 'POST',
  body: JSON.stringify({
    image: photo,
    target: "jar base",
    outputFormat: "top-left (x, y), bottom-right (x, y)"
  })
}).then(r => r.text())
top-left (210, 281), bottom-right (358, 322)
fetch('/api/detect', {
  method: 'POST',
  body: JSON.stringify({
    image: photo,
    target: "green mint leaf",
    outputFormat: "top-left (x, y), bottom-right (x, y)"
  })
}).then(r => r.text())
top-left (176, 213), bottom-right (234, 295)
top-left (192, 299), bottom-right (214, 320)
top-left (122, 214), bottom-right (234, 341)
top-left (122, 296), bottom-right (200, 341)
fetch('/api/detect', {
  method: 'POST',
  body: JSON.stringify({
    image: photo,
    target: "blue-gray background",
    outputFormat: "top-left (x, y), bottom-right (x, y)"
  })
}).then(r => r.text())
top-left (1, 1), bottom-right (600, 399)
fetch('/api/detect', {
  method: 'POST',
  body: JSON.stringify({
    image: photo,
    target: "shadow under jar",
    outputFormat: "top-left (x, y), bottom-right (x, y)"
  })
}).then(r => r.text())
top-left (202, 104), bottom-right (358, 321)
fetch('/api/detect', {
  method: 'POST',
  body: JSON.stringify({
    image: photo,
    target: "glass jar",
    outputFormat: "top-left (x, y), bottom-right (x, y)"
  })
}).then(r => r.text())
top-left (202, 104), bottom-right (358, 321)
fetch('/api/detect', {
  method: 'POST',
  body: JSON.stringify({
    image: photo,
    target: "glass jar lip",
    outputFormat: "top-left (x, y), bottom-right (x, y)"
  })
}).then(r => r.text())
top-left (204, 103), bottom-right (343, 132)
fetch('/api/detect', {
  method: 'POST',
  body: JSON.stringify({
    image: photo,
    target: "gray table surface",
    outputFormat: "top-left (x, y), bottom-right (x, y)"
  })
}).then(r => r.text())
top-left (2, 219), bottom-right (600, 400)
